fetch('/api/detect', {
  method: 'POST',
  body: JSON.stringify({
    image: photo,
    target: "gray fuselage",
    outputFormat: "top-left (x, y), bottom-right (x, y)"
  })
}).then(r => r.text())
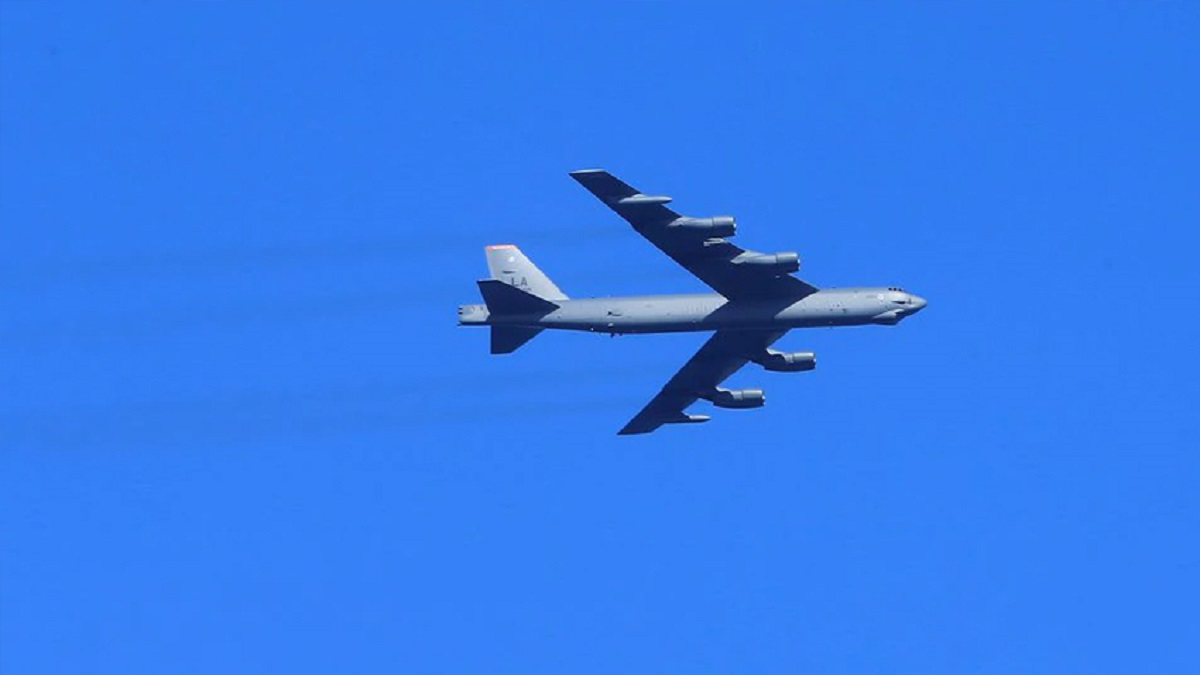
top-left (460, 287), bottom-right (927, 334)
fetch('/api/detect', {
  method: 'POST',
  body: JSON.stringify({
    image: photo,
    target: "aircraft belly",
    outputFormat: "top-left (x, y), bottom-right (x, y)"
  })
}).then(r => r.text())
top-left (534, 295), bottom-right (882, 333)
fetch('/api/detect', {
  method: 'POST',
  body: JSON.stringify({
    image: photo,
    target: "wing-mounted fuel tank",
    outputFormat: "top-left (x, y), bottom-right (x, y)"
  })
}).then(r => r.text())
top-left (668, 216), bottom-right (736, 238)
top-left (703, 387), bottom-right (766, 409)
top-left (755, 350), bottom-right (816, 372)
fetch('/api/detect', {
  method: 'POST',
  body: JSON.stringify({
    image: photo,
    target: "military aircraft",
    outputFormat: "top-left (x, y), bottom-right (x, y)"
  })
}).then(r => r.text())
top-left (458, 169), bottom-right (927, 435)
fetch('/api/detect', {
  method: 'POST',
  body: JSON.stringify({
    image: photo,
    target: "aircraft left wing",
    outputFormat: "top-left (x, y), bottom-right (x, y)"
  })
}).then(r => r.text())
top-left (619, 329), bottom-right (786, 435)
top-left (570, 169), bottom-right (819, 301)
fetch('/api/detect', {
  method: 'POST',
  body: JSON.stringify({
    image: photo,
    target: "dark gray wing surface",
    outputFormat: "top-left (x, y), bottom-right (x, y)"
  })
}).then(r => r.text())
top-left (619, 330), bottom-right (786, 435)
top-left (570, 169), bottom-right (818, 301)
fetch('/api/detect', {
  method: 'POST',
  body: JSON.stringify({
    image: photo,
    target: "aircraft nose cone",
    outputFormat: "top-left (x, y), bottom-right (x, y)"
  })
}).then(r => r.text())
top-left (910, 295), bottom-right (927, 312)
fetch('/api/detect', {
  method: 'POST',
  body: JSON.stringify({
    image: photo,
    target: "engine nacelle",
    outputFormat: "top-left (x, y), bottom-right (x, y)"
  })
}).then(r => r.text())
top-left (759, 350), bottom-right (816, 372)
top-left (707, 388), bottom-right (766, 409)
top-left (669, 216), bottom-right (737, 238)
top-left (735, 251), bottom-right (800, 274)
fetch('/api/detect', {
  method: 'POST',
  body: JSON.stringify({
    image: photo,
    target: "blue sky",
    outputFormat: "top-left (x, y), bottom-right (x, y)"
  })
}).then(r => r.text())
top-left (2, 3), bottom-right (1197, 673)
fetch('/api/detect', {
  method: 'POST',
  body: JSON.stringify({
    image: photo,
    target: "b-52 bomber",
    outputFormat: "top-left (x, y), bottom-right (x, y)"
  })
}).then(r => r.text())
top-left (458, 169), bottom-right (927, 435)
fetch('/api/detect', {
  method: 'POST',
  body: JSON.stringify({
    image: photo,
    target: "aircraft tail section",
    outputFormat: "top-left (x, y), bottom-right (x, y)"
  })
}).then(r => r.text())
top-left (473, 245), bottom-right (565, 355)
top-left (474, 280), bottom-right (558, 355)
top-left (476, 279), bottom-right (559, 315)
top-left (490, 326), bottom-right (543, 354)
top-left (485, 245), bottom-right (568, 301)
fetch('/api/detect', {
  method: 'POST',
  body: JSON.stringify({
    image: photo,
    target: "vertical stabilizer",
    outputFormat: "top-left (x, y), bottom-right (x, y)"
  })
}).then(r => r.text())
top-left (485, 245), bottom-right (568, 301)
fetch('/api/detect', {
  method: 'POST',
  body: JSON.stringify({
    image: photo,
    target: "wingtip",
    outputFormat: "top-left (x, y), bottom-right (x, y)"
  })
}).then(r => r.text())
top-left (569, 168), bottom-right (606, 176)
top-left (617, 421), bottom-right (653, 436)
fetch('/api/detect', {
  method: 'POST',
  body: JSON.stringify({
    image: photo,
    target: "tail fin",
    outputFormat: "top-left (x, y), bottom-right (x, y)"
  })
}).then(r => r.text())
top-left (476, 281), bottom-right (556, 355)
top-left (477, 245), bottom-right (564, 355)
top-left (485, 245), bottom-right (568, 301)
top-left (490, 326), bottom-right (542, 354)
top-left (476, 280), bottom-right (559, 315)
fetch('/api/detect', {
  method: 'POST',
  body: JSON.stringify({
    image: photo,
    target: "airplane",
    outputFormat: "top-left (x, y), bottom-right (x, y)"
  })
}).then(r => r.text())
top-left (457, 169), bottom-right (927, 435)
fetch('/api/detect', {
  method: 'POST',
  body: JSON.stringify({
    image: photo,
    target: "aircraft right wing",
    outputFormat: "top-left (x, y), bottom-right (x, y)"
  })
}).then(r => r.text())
top-left (569, 169), bottom-right (819, 301)
top-left (619, 329), bottom-right (786, 435)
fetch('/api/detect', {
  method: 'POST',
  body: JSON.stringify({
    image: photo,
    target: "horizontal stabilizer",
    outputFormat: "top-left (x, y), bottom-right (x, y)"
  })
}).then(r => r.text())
top-left (491, 326), bottom-right (542, 355)
top-left (476, 279), bottom-right (560, 315)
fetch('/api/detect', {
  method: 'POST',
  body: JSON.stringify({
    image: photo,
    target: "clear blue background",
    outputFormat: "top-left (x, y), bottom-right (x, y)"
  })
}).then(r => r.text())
top-left (2, 3), bottom-right (1198, 673)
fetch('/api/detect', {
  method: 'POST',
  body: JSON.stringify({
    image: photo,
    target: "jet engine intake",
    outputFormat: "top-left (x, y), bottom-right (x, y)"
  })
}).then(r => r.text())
top-left (734, 251), bottom-right (800, 274)
top-left (706, 388), bottom-right (766, 409)
top-left (669, 216), bottom-right (737, 238)
top-left (758, 350), bottom-right (816, 372)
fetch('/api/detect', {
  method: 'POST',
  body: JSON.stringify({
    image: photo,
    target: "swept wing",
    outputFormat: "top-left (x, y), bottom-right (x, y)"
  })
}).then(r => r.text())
top-left (619, 330), bottom-right (786, 435)
top-left (569, 169), bottom-right (818, 301)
